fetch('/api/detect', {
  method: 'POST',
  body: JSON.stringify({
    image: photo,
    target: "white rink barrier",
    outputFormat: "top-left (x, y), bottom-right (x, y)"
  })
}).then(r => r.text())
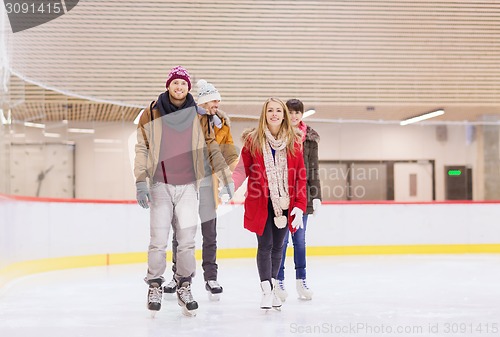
top-left (1, 195), bottom-right (500, 286)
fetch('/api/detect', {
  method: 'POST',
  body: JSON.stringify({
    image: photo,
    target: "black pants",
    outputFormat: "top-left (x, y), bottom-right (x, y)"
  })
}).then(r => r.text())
top-left (256, 199), bottom-right (288, 283)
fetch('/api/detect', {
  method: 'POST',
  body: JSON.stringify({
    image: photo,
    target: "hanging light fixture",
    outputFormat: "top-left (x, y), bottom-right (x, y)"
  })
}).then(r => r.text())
top-left (400, 109), bottom-right (445, 126)
top-left (303, 108), bottom-right (316, 119)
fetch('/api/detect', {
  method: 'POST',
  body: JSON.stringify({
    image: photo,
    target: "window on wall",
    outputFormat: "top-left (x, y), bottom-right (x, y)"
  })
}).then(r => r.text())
top-left (319, 160), bottom-right (435, 202)
top-left (319, 161), bottom-right (389, 201)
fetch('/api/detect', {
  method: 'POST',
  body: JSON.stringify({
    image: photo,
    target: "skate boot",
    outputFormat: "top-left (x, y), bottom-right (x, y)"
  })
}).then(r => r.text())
top-left (274, 279), bottom-right (288, 302)
top-left (177, 282), bottom-right (198, 317)
top-left (205, 280), bottom-right (223, 301)
top-left (147, 279), bottom-right (163, 318)
top-left (271, 278), bottom-right (282, 310)
top-left (260, 280), bottom-right (272, 310)
top-left (163, 278), bottom-right (177, 298)
top-left (296, 278), bottom-right (313, 300)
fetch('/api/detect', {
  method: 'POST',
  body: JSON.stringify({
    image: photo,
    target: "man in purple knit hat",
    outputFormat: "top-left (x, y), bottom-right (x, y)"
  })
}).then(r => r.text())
top-left (134, 65), bottom-right (234, 317)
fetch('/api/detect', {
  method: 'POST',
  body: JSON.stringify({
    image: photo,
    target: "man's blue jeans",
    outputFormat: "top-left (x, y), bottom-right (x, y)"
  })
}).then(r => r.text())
top-left (277, 214), bottom-right (308, 280)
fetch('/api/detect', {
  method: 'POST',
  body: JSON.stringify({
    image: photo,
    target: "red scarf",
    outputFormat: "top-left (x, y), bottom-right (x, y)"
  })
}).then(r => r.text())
top-left (298, 121), bottom-right (307, 142)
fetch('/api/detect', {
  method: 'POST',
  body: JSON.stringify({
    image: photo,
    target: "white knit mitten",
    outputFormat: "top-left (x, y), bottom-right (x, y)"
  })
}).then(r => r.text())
top-left (274, 215), bottom-right (287, 229)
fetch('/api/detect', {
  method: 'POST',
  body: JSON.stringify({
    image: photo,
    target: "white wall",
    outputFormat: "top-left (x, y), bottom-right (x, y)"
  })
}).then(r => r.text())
top-left (5, 122), bottom-right (137, 200)
top-left (230, 121), bottom-right (477, 201)
top-left (72, 122), bottom-right (136, 200)
top-left (3, 120), bottom-right (479, 201)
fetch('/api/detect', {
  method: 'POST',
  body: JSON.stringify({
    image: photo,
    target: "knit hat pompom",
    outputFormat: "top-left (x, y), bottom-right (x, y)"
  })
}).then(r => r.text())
top-left (196, 79), bottom-right (208, 88)
top-left (166, 65), bottom-right (192, 91)
top-left (196, 79), bottom-right (221, 104)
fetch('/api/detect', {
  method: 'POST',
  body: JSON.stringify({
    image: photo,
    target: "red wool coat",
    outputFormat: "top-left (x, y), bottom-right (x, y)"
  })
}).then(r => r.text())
top-left (233, 141), bottom-right (307, 236)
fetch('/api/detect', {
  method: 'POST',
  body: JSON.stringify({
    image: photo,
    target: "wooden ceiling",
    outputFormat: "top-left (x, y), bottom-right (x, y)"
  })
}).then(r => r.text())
top-left (8, 78), bottom-right (142, 122)
top-left (4, 0), bottom-right (500, 123)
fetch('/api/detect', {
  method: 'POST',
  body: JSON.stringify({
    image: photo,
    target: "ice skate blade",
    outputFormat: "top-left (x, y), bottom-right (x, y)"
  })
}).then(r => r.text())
top-left (298, 296), bottom-right (312, 301)
top-left (272, 306), bottom-right (282, 311)
top-left (149, 310), bottom-right (159, 318)
top-left (181, 307), bottom-right (197, 317)
top-left (208, 292), bottom-right (221, 301)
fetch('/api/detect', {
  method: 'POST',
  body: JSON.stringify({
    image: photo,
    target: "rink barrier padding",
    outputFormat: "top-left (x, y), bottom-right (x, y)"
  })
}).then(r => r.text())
top-left (2, 244), bottom-right (500, 288)
top-left (2, 195), bottom-right (500, 288)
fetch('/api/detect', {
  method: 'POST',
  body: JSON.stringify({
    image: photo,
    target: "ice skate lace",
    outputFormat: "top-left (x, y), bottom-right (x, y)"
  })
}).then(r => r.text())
top-left (299, 279), bottom-right (310, 290)
top-left (277, 280), bottom-right (286, 291)
top-left (206, 280), bottom-right (221, 289)
top-left (166, 278), bottom-right (177, 289)
top-left (177, 284), bottom-right (194, 303)
top-left (148, 286), bottom-right (162, 303)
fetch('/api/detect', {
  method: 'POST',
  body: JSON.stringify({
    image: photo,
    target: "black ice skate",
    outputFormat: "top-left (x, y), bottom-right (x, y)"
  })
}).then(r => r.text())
top-left (163, 278), bottom-right (177, 296)
top-left (205, 280), bottom-right (223, 301)
top-left (177, 282), bottom-right (198, 317)
top-left (147, 280), bottom-right (163, 318)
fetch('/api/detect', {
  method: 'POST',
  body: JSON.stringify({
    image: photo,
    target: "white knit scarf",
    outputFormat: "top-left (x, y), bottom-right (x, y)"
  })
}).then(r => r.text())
top-left (263, 128), bottom-right (289, 228)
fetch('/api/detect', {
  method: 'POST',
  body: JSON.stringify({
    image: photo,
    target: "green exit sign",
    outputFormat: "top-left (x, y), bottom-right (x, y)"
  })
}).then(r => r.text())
top-left (448, 169), bottom-right (462, 176)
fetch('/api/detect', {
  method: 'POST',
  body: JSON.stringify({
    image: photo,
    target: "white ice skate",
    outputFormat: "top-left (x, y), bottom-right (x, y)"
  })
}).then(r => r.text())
top-left (147, 281), bottom-right (163, 318)
top-left (296, 279), bottom-right (313, 300)
top-left (177, 282), bottom-right (198, 317)
top-left (260, 280), bottom-right (273, 311)
top-left (274, 279), bottom-right (288, 302)
top-left (271, 278), bottom-right (282, 311)
top-left (205, 280), bottom-right (223, 301)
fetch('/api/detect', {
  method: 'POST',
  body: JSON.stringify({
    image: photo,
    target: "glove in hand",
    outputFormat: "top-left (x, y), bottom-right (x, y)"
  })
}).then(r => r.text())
top-left (312, 198), bottom-right (321, 216)
top-left (136, 182), bottom-right (151, 209)
top-left (290, 207), bottom-right (304, 229)
top-left (219, 182), bottom-right (235, 204)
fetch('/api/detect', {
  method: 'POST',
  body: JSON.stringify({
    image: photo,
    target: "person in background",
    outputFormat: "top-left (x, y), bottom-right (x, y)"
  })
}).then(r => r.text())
top-left (275, 98), bottom-right (322, 301)
top-left (134, 66), bottom-right (234, 316)
top-left (163, 79), bottom-right (238, 301)
top-left (232, 98), bottom-right (307, 310)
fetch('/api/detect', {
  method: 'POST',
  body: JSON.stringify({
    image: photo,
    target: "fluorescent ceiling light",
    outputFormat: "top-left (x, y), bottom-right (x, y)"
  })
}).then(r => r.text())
top-left (303, 109), bottom-right (316, 119)
top-left (94, 148), bottom-right (124, 153)
top-left (43, 132), bottom-right (61, 138)
top-left (94, 138), bottom-right (122, 144)
top-left (134, 109), bottom-right (144, 125)
top-left (400, 109), bottom-right (445, 126)
top-left (68, 128), bottom-right (95, 134)
top-left (24, 121), bottom-right (45, 128)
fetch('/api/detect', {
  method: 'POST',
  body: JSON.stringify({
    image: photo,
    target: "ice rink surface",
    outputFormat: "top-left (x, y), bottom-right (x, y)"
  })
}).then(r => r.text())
top-left (1, 255), bottom-right (500, 337)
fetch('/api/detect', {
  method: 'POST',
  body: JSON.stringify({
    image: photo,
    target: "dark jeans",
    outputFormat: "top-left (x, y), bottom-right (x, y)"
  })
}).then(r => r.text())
top-left (172, 185), bottom-right (218, 282)
top-left (256, 199), bottom-right (288, 283)
top-left (277, 214), bottom-right (308, 280)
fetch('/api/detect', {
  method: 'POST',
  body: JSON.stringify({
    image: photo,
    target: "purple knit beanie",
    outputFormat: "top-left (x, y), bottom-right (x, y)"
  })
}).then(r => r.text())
top-left (165, 66), bottom-right (192, 90)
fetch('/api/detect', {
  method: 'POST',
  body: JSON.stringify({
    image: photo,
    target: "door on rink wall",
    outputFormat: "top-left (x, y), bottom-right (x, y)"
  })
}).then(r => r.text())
top-left (394, 162), bottom-right (433, 201)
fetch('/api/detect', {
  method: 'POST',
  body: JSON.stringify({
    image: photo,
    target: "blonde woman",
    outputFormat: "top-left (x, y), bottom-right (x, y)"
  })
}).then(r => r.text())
top-left (233, 98), bottom-right (307, 310)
